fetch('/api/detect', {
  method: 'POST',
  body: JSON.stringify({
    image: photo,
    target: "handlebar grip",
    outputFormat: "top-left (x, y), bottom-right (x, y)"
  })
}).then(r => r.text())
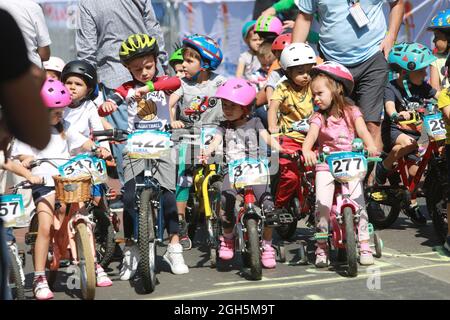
top-left (29, 161), bottom-right (40, 169)
top-left (93, 129), bottom-right (115, 137)
top-left (367, 157), bottom-right (382, 162)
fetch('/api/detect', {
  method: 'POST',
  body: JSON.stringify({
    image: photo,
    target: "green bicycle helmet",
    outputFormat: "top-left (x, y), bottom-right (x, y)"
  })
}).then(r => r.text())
top-left (388, 42), bottom-right (437, 72)
top-left (169, 48), bottom-right (183, 67)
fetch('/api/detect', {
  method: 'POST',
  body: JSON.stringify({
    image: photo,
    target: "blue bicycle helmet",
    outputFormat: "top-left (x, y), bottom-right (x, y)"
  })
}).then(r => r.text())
top-left (242, 20), bottom-right (257, 40)
top-left (428, 9), bottom-right (450, 30)
top-left (182, 34), bottom-right (223, 71)
top-left (388, 42), bottom-right (437, 72)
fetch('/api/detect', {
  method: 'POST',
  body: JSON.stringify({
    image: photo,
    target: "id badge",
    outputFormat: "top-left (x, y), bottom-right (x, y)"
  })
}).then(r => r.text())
top-left (349, 2), bottom-right (369, 28)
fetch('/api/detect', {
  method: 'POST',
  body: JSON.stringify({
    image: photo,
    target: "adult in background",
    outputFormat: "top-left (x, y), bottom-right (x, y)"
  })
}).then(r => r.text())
top-left (76, 0), bottom-right (168, 192)
top-left (0, 0), bottom-right (51, 68)
top-left (292, 0), bottom-right (404, 152)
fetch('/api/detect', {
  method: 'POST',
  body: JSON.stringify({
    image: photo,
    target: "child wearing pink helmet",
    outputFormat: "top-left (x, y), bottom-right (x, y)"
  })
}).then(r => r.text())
top-left (11, 78), bottom-right (112, 300)
top-left (200, 78), bottom-right (287, 270)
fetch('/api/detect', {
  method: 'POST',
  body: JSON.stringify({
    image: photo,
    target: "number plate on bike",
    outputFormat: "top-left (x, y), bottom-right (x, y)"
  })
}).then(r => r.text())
top-left (58, 154), bottom-right (107, 185)
top-left (127, 130), bottom-right (173, 159)
top-left (201, 127), bottom-right (217, 149)
top-left (424, 113), bottom-right (446, 141)
top-left (327, 152), bottom-right (367, 182)
top-left (229, 158), bottom-right (269, 189)
top-left (0, 194), bottom-right (25, 228)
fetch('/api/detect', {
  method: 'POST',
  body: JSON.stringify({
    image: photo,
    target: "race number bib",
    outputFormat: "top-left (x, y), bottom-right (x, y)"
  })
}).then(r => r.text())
top-left (0, 194), bottom-right (25, 228)
top-left (292, 119), bottom-right (310, 134)
top-left (326, 152), bottom-right (368, 182)
top-left (424, 113), bottom-right (446, 141)
top-left (229, 158), bottom-right (269, 189)
top-left (201, 127), bottom-right (217, 149)
top-left (127, 130), bottom-right (173, 159)
top-left (59, 154), bottom-right (107, 185)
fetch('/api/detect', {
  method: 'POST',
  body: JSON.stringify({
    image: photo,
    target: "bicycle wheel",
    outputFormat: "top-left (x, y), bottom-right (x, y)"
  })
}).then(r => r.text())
top-left (245, 218), bottom-right (262, 280)
top-left (75, 222), bottom-right (96, 300)
top-left (209, 181), bottom-right (222, 268)
top-left (275, 197), bottom-right (300, 240)
top-left (8, 247), bottom-right (25, 300)
top-left (343, 207), bottom-right (357, 277)
top-left (366, 197), bottom-right (401, 229)
top-left (93, 208), bottom-right (115, 268)
top-left (137, 188), bottom-right (157, 293)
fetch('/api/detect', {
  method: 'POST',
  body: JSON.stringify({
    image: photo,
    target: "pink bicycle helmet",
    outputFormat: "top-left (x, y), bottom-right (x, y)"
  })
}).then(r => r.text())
top-left (310, 61), bottom-right (355, 95)
top-left (41, 78), bottom-right (72, 108)
top-left (215, 78), bottom-right (256, 107)
top-left (254, 16), bottom-right (283, 36)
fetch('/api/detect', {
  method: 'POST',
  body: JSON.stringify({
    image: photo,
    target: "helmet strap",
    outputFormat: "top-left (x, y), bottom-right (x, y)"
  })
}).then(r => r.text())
top-left (402, 76), bottom-right (413, 99)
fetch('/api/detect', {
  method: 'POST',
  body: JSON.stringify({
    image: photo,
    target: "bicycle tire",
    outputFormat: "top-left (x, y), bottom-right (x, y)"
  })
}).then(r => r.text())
top-left (366, 198), bottom-right (400, 229)
top-left (209, 180), bottom-right (222, 267)
top-left (93, 208), bottom-right (115, 268)
top-left (344, 207), bottom-right (358, 277)
top-left (75, 223), bottom-right (96, 300)
top-left (137, 188), bottom-right (157, 293)
top-left (245, 218), bottom-right (262, 280)
top-left (8, 248), bottom-right (25, 300)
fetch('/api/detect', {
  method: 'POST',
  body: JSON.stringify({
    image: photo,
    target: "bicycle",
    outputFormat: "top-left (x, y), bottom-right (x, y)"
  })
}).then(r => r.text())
top-left (171, 124), bottom-right (223, 267)
top-left (24, 154), bottom-right (111, 300)
top-left (316, 143), bottom-right (383, 277)
top-left (274, 119), bottom-right (316, 241)
top-left (93, 127), bottom-right (173, 293)
top-left (366, 100), bottom-right (447, 229)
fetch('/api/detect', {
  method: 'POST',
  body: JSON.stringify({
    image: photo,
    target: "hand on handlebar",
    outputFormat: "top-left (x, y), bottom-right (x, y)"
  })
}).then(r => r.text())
top-left (366, 145), bottom-right (379, 158)
top-left (303, 149), bottom-right (317, 167)
top-left (95, 147), bottom-right (113, 160)
top-left (171, 121), bottom-right (185, 129)
top-left (99, 101), bottom-right (118, 117)
top-left (198, 149), bottom-right (209, 165)
top-left (269, 125), bottom-right (280, 134)
top-left (28, 175), bottom-right (44, 185)
top-left (21, 156), bottom-right (35, 169)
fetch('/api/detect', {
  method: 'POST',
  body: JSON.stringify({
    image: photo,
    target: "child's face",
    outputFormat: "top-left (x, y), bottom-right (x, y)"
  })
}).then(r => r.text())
top-left (182, 55), bottom-right (202, 79)
top-left (258, 55), bottom-right (275, 73)
top-left (247, 30), bottom-right (263, 52)
top-left (127, 55), bottom-right (157, 83)
top-left (173, 63), bottom-right (186, 78)
top-left (408, 68), bottom-right (427, 85)
top-left (49, 108), bottom-right (65, 125)
top-left (288, 64), bottom-right (313, 87)
top-left (46, 70), bottom-right (60, 80)
top-left (222, 99), bottom-right (245, 121)
top-left (273, 50), bottom-right (282, 61)
top-left (311, 77), bottom-right (333, 110)
top-left (65, 75), bottom-right (89, 103)
top-left (433, 30), bottom-right (448, 54)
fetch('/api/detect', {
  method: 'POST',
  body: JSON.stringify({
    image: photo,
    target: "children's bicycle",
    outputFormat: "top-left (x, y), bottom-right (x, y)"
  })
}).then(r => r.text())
top-left (366, 101), bottom-right (447, 229)
top-left (316, 143), bottom-right (383, 277)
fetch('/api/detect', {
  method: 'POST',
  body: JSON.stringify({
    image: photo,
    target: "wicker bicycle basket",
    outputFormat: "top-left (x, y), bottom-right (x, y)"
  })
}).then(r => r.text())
top-left (52, 175), bottom-right (92, 203)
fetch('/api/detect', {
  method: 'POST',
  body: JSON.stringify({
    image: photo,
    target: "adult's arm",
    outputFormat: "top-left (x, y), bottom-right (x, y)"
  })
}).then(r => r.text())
top-left (32, 2), bottom-right (52, 63)
top-left (261, 0), bottom-right (295, 16)
top-left (292, 11), bottom-right (313, 43)
top-left (143, 0), bottom-right (168, 70)
top-left (76, 1), bottom-right (98, 68)
top-left (380, 0), bottom-right (404, 58)
top-left (38, 46), bottom-right (50, 62)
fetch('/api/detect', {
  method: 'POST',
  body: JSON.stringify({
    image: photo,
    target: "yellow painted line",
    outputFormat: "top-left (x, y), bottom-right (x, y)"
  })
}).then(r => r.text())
top-left (305, 295), bottom-right (323, 300)
top-left (214, 274), bottom-right (314, 286)
top-left (147, 263), bottom-right (450, 300)
top-left (383, 252), bottom-right (450, 262)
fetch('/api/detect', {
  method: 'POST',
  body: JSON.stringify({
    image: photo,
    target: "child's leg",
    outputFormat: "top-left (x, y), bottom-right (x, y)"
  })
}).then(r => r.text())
top-left (34, 194), bottom-right (55, 273)
top-left (275, 137), bottom-right (302, 208)
top-left (218, 175), bottom-right (237, 261)
top-left (383, 133), bottom-right (418, 170)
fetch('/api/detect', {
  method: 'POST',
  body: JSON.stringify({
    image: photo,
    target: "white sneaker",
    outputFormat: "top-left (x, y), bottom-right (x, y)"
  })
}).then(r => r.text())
top-left (163, 243), bottom-right (189, 275)
top-left (119, 245), bottom-right (139, 281)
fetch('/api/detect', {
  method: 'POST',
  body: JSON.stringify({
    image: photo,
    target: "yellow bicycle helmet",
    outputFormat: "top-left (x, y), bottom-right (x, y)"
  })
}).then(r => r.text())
top-left (119, 33), bottom-right (159, 63)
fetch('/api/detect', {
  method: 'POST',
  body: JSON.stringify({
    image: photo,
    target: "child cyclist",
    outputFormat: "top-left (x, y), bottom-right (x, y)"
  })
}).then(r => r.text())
top-left (200, 78), bottom-right (286, 268)
top-left (437, 54), bottom-right (450, 251)
top-left (268, 43), bottom-right (315, 211)
top-left (375, 42), bottom-right (439, 225)
top-left (43, 56), bottom-right (65, 80)
top-left (302, 62), bottom-right (378, 267)
top-left (99, 34), bottom-right (188, 278)
top-left (168, 34), bottom-right (226, 250)
top-left (12, 78), bottom-right (112, 300)
top-left (428, 9), bottom-right (450, 90)
top-left (236, 20), bottom-right (263, 80)
top-left (169, 47), bottom-right (185, 79)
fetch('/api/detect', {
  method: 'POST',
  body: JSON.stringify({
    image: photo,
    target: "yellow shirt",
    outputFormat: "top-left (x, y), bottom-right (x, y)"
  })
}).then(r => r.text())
top-left (437, 88), bottom-right (450, 144)
top-left (271, 80), bottom-right (313, 143)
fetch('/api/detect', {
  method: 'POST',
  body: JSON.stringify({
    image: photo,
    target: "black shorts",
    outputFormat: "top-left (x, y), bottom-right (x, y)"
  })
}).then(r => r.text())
top-left (346, 51), bottom-right (388, 123)
top-left (381, 122), bottom-right (420, 152)
top-left (31, 185), bottom-right (55, 203)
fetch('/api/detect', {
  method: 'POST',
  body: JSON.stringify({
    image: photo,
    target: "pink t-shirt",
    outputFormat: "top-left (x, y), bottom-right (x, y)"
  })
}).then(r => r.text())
top-left (309, 106), bottom-right (363, 171)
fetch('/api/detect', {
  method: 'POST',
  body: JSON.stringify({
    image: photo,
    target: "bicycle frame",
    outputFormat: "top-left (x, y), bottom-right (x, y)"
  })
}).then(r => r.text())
top-left (235, 187), bottom-right (263, 252)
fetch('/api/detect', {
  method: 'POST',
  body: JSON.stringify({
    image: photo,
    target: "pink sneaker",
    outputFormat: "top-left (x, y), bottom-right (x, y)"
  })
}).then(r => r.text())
top-left (359, 242), bottom-right (374, 266)
top-left (218, 236), bottom-right (235, 261)
top-left (33, 275), bottom-right (54, 300)
top-left (315, 242), bottom-right (329, 268)
top-left (96, 264), bottom-right (113, 287)
top-left (261, 244), bottom-right (276, 269)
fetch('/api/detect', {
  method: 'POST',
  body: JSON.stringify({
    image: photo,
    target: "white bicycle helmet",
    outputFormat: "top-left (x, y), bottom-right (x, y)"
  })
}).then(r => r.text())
top-left (43, 56), bottom-right (66, 73)
top-left (279, 43), bottom-right (316, 70)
